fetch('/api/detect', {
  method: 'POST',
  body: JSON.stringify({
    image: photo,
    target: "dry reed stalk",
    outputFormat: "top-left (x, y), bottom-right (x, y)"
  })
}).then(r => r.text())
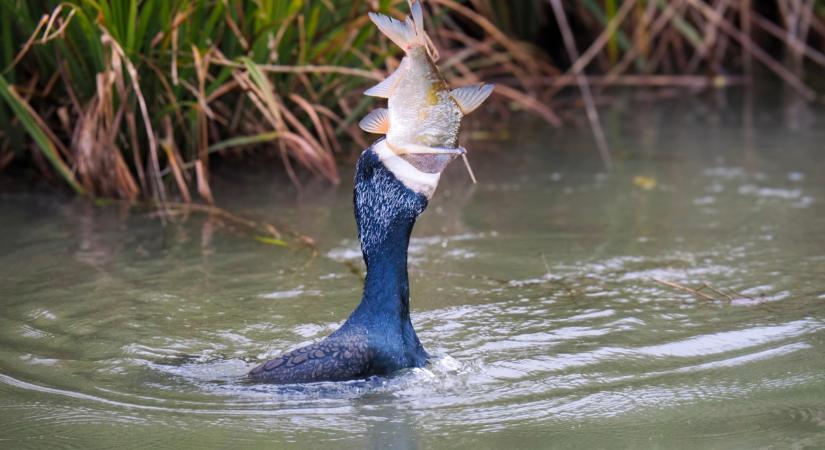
top-left (228, 61), bottom-right (332, 186)
top-left (103, 49), bottom-right (147, 195)
top-left (100, 30), bottom-right (167, 202)
top-left (119, 199), bottom-right (320, 252)
top-left (313, 102), bottom-right (367, 148)
top-left (432, 23), bottom-right (561, 126)
top-left (213, 58), bottom-right (384, 80)
top-left (245, 89), bottom-right (307, 180)
top-left (436, 29), bottom-right (529, 84)
top-left (685, 0), bottom-right (730, 72)
top-left (742, 7), bottom-right (825, 68)
top-left (430, 0), bottom-right (545, 87)
top-left (652, 278), bottom-right (753, 302)
top-left (161, 117), bottom-right (191, 203)
top-left (781, 0), bottom-right (815, 73)
top-left (192, 46), bottom-right (214, 203)
top-left (39, 65), bottom-right (62, 98)
top-left (105, 49), bottom-right (141, 199)
top-left (55, 57), bottom-right (81, 114)
top-left (194, 160), bottom-right (214, 204)
top-left (140, 58), bottom-right (186, 128)
top-left (71, 64), bottom-right (140, 199)
top-left (563, 0), bottom-right (637, 82)
top-left (170, 13), bottom-right (180, 86)
top-left (0, 150), bottom-right (13, 171)
top-left (806, 7), bottom-right (825, 36)
top-left (6, 0), bottom-right (825, 202)
top-left (150, 6), bottom-right (190, 47)
top-left (635, 0), bottom-right (656, 60)
top-left (222, 0), bottom-right (250, 51)
top-left (0, 80), bottom-right (84, 193)
top-left (125, 112), bottom-right (146, 193)
top-left (648, 1), bottom-right (698, 75)
top-left (295, 73), bottom-right (321, 105)
top-left (492, 84), bottom-right (562, 126)
top-left (648, 25), bottom-right (679, 74)
top-left (289, 94), bottom-right (333, 154)
top-left (440, 37), bottom-right (495, 71)
top-left (602, 0), bottom-right (684, 84)
top-left (741, 0), bottom-right (753, 80)
top-left (652, 278), bottom-right (718, 301)
top-left (542, 74), bottom-right (741, 86)
top-left (685, 0), bottom-right (817, 100)
top-left (280, 105), bottom-right (336, 177)
top-left (6, 14), bottom-right (49, 71)
top-left (549, 0), bottom-right (613, 170)
top-left (17, 88), bottom-right (72, 160)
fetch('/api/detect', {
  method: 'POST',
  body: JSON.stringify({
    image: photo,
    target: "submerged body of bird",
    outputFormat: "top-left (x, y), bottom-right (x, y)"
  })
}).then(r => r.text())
top-left (249, 0), bottom-right (493, 384)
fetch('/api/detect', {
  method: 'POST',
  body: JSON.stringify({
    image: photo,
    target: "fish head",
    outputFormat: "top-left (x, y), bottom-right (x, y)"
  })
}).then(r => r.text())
top-left (373, 140), bottom-right (465, 199)
top-left (401, 150), bottom-right (461, 174)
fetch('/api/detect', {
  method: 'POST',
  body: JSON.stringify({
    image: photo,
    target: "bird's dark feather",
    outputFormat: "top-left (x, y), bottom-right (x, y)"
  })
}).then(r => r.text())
top-left (249, 146), bottom-right (427, 384)
top-left (248, 327), bottom-right (371, 384)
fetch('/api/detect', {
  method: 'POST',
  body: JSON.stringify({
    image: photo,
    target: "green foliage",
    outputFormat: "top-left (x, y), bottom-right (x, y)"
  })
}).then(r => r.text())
top-left (0, 74), bottom-right (83, 194)
top-left (2, 0), bottom-right (822, 200)
top-left (0, 0), bottom-right (385, 199)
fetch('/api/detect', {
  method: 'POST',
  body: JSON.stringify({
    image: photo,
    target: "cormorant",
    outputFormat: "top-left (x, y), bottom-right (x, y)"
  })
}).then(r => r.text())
top-left (249, 0), bottom-right (492, 384)
top-left (248, 140), bottom-right (461, 383)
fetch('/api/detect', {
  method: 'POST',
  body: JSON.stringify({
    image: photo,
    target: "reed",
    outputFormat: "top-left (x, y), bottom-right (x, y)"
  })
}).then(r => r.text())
top-left (1, 0), bottom-right (824, 200)
top-left (1, 0), bottom-right (382, 201)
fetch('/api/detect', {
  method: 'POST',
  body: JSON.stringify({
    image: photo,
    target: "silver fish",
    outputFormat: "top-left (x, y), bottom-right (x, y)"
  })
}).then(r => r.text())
top-left (360, 0), bottom-right (494, 190)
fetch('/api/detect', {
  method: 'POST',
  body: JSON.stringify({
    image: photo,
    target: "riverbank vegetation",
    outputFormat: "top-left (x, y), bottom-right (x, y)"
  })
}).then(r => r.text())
top-left (2, 0), bottom-right (824, 202)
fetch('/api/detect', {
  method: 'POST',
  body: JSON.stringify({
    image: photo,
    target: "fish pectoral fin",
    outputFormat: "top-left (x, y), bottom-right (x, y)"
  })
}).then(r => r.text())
top-left (364, 59), bottom-right (407, 98)
top-left (391, 143), bottom-right (465, 156)
top-left (450, 84), bottom-right (495, 115)
top-left (359, 108), bottom-right (390, 134)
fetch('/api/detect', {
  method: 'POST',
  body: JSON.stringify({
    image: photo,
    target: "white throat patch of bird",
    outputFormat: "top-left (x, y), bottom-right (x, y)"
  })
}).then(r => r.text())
top-left (360, 0), bottom-right (493, 193)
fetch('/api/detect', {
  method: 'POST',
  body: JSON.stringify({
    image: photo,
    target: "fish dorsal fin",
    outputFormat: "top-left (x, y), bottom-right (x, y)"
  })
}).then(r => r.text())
top-left (364, 58), bottom-right (407, 98)
top-left (359, 108), bottom-right (390, 134)
top-left (450, 84), bottom-right (495, 115)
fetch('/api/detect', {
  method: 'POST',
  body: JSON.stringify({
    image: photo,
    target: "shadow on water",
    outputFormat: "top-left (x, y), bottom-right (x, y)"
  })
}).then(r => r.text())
top-left (0, 90), bottom-right (824, 448)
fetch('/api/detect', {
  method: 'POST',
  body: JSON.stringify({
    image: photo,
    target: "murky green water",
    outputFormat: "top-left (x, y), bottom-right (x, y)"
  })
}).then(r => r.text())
top-left (1, 95), bottom-right (824, 448)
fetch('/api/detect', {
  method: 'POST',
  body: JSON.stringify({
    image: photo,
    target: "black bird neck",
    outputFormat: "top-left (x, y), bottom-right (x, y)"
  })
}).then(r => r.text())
top-left (360, 225), bottom-right (412, 316)
top-left (351, 148), bottom-right (427, 319)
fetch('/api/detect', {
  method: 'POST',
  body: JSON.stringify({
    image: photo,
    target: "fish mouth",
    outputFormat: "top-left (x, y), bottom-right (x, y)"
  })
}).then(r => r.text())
top-left (401, 148), bottom-right (465, 174)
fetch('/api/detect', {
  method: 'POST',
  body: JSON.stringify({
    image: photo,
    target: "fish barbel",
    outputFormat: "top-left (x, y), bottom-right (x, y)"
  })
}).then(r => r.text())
top-left (360, 0), bottom-right (493, 183)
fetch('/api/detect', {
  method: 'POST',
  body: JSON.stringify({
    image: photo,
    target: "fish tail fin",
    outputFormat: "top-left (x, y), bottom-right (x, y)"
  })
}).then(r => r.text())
top-left (409, 0), bottom-right (440, 60)
top-left (369, 0), bottom-right (430, 53)
top-left (409, 0), bottom-right (425, 38)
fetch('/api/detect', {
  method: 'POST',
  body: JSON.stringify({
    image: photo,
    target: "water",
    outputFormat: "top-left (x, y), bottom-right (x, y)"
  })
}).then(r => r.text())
top-left (1, 94), bottom-right (824, 448)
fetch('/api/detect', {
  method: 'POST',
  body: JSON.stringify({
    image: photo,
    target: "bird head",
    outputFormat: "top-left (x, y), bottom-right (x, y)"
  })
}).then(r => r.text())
top-left (353, 138), bottom-right (466, 261)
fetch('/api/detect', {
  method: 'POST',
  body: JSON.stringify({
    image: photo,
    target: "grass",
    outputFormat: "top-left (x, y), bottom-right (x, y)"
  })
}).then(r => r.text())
top-left (1, 0), bottom-right (824, 201)
top-left (1, 0), bottom-right (392, 201)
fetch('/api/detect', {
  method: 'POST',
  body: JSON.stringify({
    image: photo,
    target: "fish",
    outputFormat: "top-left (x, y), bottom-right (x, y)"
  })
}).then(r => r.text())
top-left (359, 0), bottom-right (494, 184)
